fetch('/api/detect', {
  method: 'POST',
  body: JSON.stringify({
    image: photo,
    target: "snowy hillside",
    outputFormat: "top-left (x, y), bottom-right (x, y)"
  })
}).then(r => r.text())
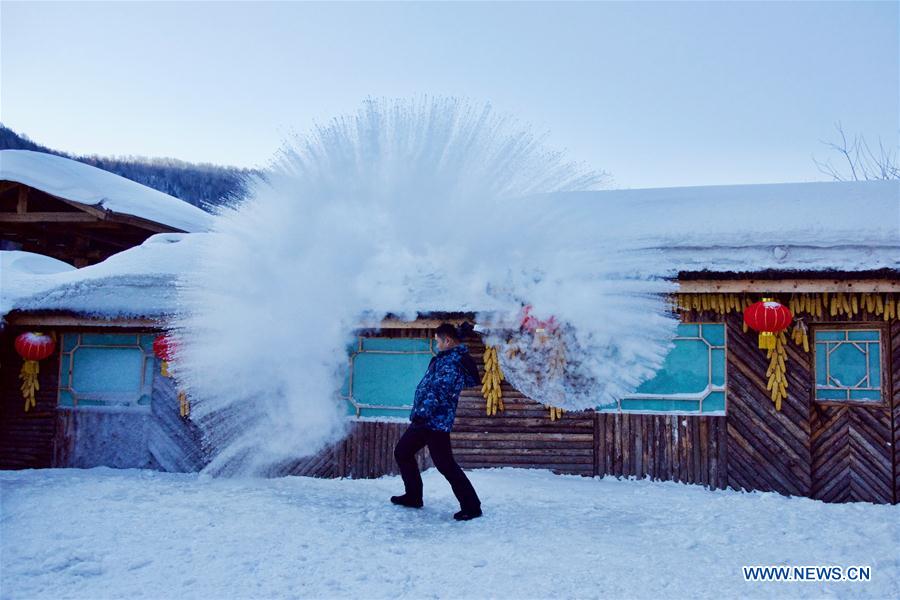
top-left (1, 467), bottom-right (897, 599)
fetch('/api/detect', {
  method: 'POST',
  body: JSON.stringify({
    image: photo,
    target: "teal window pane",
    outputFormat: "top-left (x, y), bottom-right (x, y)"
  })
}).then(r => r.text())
top-left (700, 324), bottom-right (725, 346)
top-left (620, 398), bottom-right (701, 412)
top-left (72, 347), bottom-right (144, 394)
top-left (80, 333), bottom-right (139, 346)
top-left (144, 359), bottom-right (155, 388)
top-left (635, 339), bottom-right (709, 395)
top-left (849, 389), bottom-right (881, 402)
top-left (815, 344), bottom-right (828, 386)
top-left (816, 330), bottom-right (846, 341)
top-left (815, 328), bottom-right (882, 404)
top-left (59, 390), bottom-right (75, 407)
top-left (340, 370), bottom-right (351, 397)
top-left (702, 391), bottom-right (726, 412)
top-left (711, 349), bottom-right (725, 386)
top-left (676, 324), bottom-right (699, 337)
top-left (360, 337), bottom-right (432, 352)
top-left (609, 323), bottom-right (726, 414)
top-left (869, 345), bottom-right (881, 388)
top-left (829, 343), bottom-right (867, 388)
top-left (620, 399), bottom-right (662, 411)
top-left (350, 352), bottom-right (432, 408)
top-left (139, 334), bottom-right (156, 352)
top-left (62, 334), bottom-right (79, 352)
top-left (847, 330), bottom-right (879, 341)
top-left (817, 388), bottom-right (847, 400)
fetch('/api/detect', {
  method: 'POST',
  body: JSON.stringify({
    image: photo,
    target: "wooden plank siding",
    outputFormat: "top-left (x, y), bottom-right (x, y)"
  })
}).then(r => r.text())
top-left (290, 305), bottom-right (898, 505)
top-left (286, 324), bottom-right (728, 488)
top-left (3, 303), bottom-right (898, 506)
top-left (0, 329), bottom-right (60, 469)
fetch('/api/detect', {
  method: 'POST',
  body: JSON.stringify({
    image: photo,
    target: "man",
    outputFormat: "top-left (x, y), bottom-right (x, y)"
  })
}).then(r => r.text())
top-left (391, 322), bottom-right (483, 520)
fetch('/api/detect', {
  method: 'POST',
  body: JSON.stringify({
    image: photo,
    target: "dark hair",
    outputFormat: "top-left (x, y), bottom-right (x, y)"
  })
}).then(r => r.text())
top-left (435, 321), bottom-right (474, 341)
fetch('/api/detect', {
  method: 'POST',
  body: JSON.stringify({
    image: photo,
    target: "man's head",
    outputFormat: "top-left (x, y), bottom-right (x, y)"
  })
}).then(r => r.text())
top-left (434, 323), bottom-right (460, 352)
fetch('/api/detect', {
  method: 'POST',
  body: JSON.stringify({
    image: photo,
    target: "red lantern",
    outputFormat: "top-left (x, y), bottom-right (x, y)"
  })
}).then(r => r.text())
top-left (520, 305), bottom-right (558, 333)
top-left (152, 334), bottom-right (189, 417)
top-left (744, 298), bottom-right (793, 350)
top-left (14, 332), bottom-right (56, 412)
top-left (153, 334), bottom-right (177, 377)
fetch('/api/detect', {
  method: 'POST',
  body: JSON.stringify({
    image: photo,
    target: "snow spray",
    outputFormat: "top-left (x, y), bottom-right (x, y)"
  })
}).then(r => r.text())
top-left (169, 97), bottom-right (679, 476)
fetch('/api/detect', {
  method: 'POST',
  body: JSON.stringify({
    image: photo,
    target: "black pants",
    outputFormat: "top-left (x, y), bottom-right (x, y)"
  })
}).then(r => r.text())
top-left (394, 423), bottom-right (481, 511)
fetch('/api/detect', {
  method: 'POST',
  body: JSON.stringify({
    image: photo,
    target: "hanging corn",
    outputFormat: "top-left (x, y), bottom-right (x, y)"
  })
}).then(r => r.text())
top-left (481, 345), bottom-right (505, 416)
top-left (14, 332), bottom-right (57, 412)
top-left (765, 331), bottom-right (789, 411)
top-left (790, 319), bottom-right (810, 353)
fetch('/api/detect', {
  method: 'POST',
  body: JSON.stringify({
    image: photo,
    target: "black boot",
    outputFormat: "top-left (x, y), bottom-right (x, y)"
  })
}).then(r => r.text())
top-left (453, 507), bottom-right (482, 521)
top-left (390, 494), bottom-right (423, 508)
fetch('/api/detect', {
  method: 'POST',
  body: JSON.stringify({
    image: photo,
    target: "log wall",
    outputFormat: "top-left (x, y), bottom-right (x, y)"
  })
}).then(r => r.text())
top-left (0, 329), bottom-right (59, 469)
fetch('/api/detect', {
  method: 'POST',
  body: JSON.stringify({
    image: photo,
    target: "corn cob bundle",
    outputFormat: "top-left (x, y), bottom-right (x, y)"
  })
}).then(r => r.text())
top-left (178, 391), bottom-right (190, 417)
top-left (18, 360), bottom-right (40, 411)
top-left (674, 293), bottom-right (745, 316)
top-left (765, 331), bottom-right (788, 411)
top-left (547, 405), bottom-right (564, 421)
top-left (790, 319), bottom-right (810, 353)
top-left (481, 345), bottom-right (505, 416)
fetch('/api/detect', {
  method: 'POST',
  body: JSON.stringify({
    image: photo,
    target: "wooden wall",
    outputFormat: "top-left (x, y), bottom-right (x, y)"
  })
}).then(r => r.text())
top-left (0, 329), bottom-right (59, 469)
top-left (286, 327), bottom-right (729, 489)
top-left (288, 309), bottom-right (898, 505)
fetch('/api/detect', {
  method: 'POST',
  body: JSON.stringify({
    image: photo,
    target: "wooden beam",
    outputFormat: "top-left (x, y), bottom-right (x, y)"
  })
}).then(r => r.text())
top-left (4, 313), bottom-right (163, 328)
top-left (60, 198), bottom-right (178, 233)
top-left (0, 212), bottom-right (99, 223)
top-left (0, 181), bottom-right (18, 194)
top-left (16, 187), bottom-right (28, 213)
top-left (678, 279), bottom-right (900, 293)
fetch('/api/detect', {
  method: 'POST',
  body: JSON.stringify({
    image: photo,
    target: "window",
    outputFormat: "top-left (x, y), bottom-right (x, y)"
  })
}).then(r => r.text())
top-left (814, 328), bottom-right (884, 403)
top-left (599, 323), bottom-right (726, 414)
top-left (343, 337), bottom-right (435, 418)
top-left (58, 333), bottom-right (155, 409)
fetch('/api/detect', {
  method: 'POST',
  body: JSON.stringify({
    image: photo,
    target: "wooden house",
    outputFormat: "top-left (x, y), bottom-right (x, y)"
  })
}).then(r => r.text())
top-left (0, 150), bottom-right (212, 266)
top-left (2, 178), bottom-right (898, 505)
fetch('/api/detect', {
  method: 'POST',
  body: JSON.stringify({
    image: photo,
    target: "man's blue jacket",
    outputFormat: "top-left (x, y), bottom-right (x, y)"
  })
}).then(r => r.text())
top-left (409, 343), bottom-right (481, 432)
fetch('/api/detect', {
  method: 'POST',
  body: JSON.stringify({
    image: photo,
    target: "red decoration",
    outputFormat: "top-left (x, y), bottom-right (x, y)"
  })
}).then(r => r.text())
top-left (153, 334), bottom-right (176, 361)
top-left (14, 332), bottom-right (56, 412)
top-left (744, 299), bottom-right (793, 349)
top-left (15, 332), bottom-right (56, 362)
top-left (153, 334), bottom-right (178, 377)
top-left (520, 305), bottom-right (558, 333)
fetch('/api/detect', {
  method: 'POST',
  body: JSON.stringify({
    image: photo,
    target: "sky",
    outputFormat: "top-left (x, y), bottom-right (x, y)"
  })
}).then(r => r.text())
top-left (1, 1), bottom-right (897, 189)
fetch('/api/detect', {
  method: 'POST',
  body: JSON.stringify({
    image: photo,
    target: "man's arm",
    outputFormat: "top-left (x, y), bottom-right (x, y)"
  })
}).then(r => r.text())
top-left (459, 353), bottom-right (480, 388)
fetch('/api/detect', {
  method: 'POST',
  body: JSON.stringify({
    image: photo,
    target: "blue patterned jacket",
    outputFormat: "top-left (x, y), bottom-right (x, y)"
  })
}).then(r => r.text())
top-left (409, 344), bottom-right (481, 432)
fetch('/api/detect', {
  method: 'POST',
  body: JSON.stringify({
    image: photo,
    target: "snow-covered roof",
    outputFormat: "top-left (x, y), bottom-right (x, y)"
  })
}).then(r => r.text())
top-left (0, 150), bottom-right (213, 233)
top-left (1, 233), bottom-right (204, 320)
top-left (528, 179), bottom-right (900, 275)
top-left (2, 179), bottom-right (897, 321)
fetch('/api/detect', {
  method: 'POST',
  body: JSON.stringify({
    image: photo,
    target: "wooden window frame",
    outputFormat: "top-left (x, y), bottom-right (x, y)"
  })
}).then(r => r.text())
top-left (810, 322), bottom-right (891, 408)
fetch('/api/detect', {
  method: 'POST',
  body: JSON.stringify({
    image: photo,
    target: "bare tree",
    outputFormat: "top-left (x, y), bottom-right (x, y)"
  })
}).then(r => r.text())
top-left (813, 122), bottom-right (899, 181)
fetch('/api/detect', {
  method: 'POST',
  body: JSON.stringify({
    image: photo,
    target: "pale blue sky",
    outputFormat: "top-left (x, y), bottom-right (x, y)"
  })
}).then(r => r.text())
top-left (2, 1), bottom-right (897, 188)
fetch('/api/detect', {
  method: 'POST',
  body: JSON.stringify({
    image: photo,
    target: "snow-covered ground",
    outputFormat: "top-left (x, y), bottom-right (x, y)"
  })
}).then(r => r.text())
top-left (2, 467), bottom-right (897, 599)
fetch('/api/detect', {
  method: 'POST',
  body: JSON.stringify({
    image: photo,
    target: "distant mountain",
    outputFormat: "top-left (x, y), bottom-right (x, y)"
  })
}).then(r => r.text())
top-left (0, 125), bottom-right (260, 210)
